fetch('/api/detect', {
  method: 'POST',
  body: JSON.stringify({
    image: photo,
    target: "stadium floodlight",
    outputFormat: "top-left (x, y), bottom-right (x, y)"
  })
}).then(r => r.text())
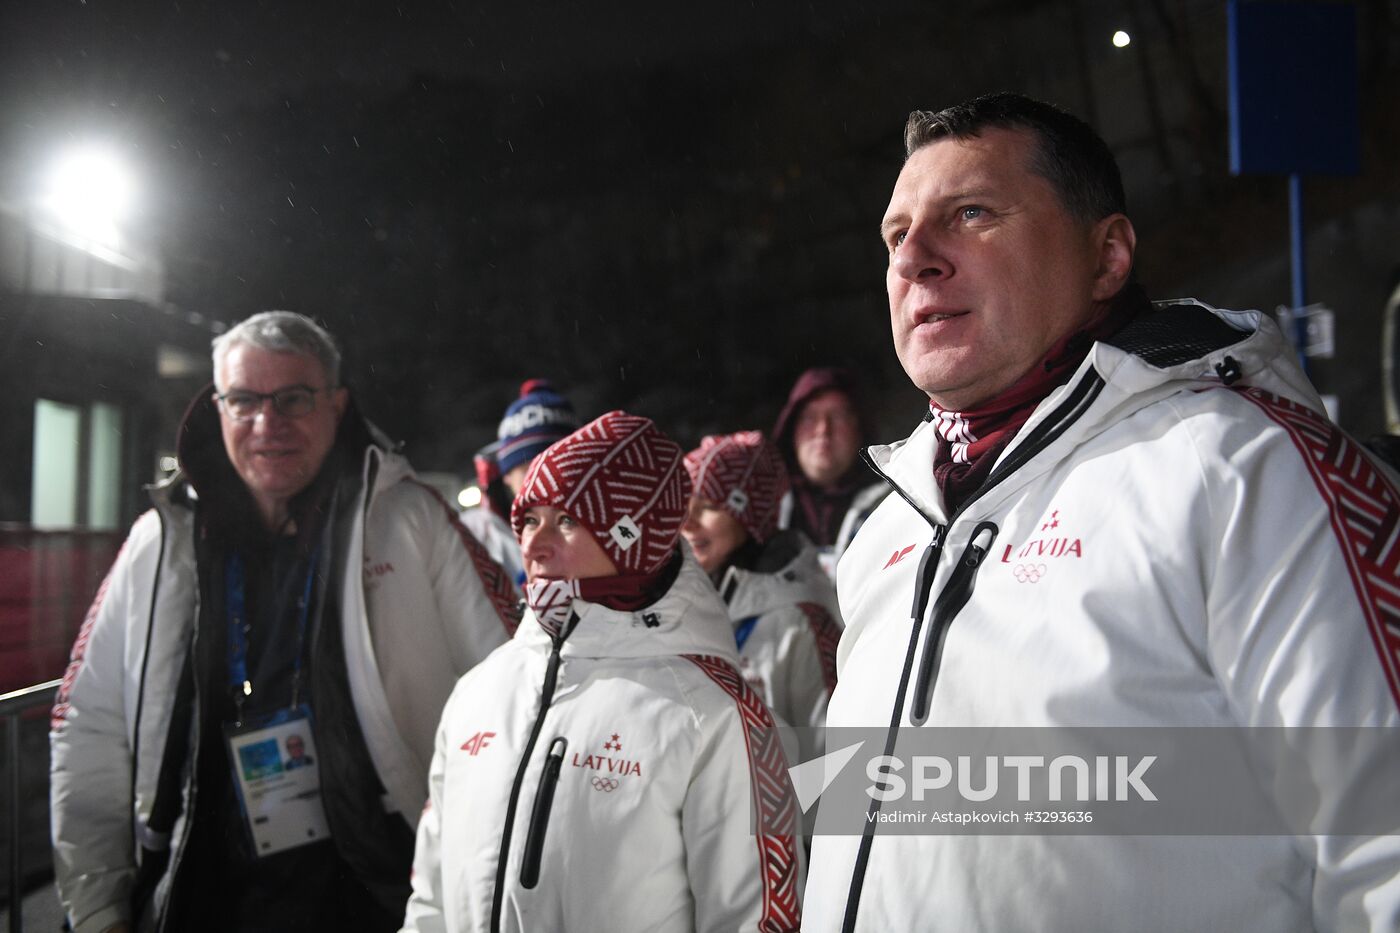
top-left (39, 146), bottom-right (135, 244)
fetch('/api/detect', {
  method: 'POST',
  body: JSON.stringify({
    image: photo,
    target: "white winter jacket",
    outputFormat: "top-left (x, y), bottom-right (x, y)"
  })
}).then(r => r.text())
top-left (805, 301), bottom-right (1400, 932)
top-left (402, 551), bottom-right (803, 933)
top-left (458, 506), bottom-right (525, 592)
top-left (718, 532), bottom-right (841, 764)
top-left (50, 442), bottom-right (518, 933)
top-left (779, 484), bottom-right (888, 581)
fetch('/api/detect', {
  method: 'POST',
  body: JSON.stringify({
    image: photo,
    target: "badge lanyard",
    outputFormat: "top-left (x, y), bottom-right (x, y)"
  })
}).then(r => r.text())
top-left (225, 545), bottom-right (320, 725)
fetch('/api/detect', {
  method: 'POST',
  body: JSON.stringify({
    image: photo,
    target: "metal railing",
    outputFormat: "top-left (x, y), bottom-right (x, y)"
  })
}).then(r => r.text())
top-left (1, 679), bottom-right (59, 933)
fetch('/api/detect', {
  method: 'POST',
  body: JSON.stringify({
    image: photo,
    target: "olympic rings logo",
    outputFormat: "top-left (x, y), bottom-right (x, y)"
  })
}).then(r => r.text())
top-left (591, 777), bottom-right (620, 792)
top-left (1013, 564), bottom-right (1047, 583)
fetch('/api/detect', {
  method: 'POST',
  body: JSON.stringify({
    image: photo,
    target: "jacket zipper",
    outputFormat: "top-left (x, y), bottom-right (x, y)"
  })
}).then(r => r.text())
top-left (130, 507), bottom-right (168, 799)
top-left (840, 526), bottom-right (944, 933)
top-left (519, 737), bottom-right (568, 890)
top-left (908, 521), bottom-right (998, 726)
top-left (841, 369), bottom-right (1105, 933)
top-left (491, 620), bottom-right (572, 932)
top-left (134, 508), bottom-right (176, 933)
top-left (159, 517), bottom-right (217, 933)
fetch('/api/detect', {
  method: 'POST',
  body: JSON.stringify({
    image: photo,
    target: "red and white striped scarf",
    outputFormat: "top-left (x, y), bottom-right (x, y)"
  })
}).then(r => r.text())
top-left (525, 565), bottom-right (673, 639)
top-left (930, 298), bottom-right (1142, 511)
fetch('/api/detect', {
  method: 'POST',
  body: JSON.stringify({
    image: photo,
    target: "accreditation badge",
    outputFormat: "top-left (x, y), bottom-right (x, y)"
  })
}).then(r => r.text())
top-left (224, 704), bottom-right (331, 857)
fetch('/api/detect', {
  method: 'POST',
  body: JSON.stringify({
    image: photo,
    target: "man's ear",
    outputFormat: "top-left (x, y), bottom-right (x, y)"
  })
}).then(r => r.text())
top-left (1090, 213), bottom-right (1137, 302)
top-left (331, 386), bottom-right (349, 424)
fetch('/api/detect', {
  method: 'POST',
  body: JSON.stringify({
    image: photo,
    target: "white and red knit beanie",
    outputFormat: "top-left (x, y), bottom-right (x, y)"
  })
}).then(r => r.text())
top-left (511, 411), bottom-right (691, 575)
top-left (683, 431), bottom-right (790, 544)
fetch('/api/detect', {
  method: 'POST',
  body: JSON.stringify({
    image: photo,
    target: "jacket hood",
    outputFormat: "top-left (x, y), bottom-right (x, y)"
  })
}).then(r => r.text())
top-left (719, 530), bottom-right (838, 623)
top-left (866, 300), bottom-right (1324, 522)
top-left (171, 381), bottom-right (394, 537)
top-left (772, 367), bottom-right (870, 464)
top-left (514, 548), bottom-right (741, 664)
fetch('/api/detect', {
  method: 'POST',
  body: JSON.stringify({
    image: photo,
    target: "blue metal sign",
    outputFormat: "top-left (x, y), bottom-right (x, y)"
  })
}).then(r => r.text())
top-left (1228, 0), bottom-right (1359, 177)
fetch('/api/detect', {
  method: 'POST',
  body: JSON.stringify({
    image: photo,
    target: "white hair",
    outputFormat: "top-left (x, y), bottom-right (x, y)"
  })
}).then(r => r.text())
top-left (212, 311), bottom-right (341, 390)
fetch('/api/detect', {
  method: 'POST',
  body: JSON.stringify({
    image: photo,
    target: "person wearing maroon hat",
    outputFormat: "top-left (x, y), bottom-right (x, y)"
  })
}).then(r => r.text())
top-left (772, 368), bottom-right (889, 580)
top-left (681, 431), bottom-right (842, 766)
top-left (403, 412), bottom-right (802, 933)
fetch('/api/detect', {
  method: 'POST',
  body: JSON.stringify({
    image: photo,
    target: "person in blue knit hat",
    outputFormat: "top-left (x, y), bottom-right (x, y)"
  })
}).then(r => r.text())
top-left (457, 380), bottom-right (580, 591)
top-left (496, 379), bottom-right (580, 496)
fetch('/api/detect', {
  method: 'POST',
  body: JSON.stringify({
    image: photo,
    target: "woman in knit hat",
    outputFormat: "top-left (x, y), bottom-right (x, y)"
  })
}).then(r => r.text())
top-left (681, 431), bottom-right (842, 766)
top-left (402, 412), bottom-right (801, 933)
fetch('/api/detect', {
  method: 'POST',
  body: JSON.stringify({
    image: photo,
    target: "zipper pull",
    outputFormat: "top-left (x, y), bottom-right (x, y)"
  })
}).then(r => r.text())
top-left (544, 737), bottom-right (567, 774)
top-left (909, 527), bottom-right (946, 623)
top-left (909, 521), bottom-right (998, 726)
top-left (520, 737), bottom-right (569, 890)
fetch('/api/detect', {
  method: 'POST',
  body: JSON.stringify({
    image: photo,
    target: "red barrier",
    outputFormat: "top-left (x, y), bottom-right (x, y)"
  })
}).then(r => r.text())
top-left (0, 527), bottom-right (123, 693)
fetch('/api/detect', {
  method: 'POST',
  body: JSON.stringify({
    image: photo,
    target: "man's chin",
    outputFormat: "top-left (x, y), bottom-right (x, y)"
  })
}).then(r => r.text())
top-left (246, 474), bottom-right (315, 505)
top-left (803, 460), bottom-right (848, 487)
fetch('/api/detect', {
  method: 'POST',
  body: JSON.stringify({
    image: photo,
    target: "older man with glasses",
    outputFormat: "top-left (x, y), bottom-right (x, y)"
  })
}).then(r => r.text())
top-left (50, 311), bottom-right (521, 933)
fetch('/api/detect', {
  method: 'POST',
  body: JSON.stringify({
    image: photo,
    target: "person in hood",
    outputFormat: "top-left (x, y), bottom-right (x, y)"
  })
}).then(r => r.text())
top-left (402, 411), bottom-right (802, 933)
top-left (805, 92), bottom-right (1400, 931)
top-left (50, 311), bottom-right (520, 933)
top-left (681, 431), bottom-right (841, 765)
top-left (772, 368), bottom-right (888, 580)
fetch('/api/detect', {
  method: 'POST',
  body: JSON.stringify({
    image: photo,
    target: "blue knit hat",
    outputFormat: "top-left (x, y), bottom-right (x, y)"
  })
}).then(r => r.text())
top-left (496, 379), bottom-right (579, 474)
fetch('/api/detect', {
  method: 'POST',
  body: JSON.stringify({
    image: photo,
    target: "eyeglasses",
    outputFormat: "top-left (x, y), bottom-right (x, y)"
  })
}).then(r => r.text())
top-left (795, 408), bottom-right (858, 432)
top-left (214, 385), bottom-right (330, 421)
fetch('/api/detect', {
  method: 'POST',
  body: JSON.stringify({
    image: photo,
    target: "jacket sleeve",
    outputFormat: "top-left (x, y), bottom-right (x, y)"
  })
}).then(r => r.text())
top-left (362, 480), bottom-right (520, 816)
top-left (457, 507), bottom-right (525, 594)
top-left (399, 691), bottom-right (452, 933)
top-left (1198, 392), bottom-right (1400, 931)
top-left (49, 512), bottom-right (160, 933)
top-left (681, 659), bottom-right (802, 933)
top-left (411, 479), bottom-right (519, 666)
top-left (383, 480), bottom-right (520, 666)
top-left (771, 605), bottom-right (838, 765)
top-left (784, 603), bottom-right (839, 731)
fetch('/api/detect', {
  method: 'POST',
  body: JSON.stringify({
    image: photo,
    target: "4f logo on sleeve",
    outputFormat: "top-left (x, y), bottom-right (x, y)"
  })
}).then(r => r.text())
top-left (461, 731), bottom-right (496, 755)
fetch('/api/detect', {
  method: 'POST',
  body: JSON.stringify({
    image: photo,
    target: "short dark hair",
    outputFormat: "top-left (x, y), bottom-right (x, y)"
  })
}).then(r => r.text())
top-left (904, 93), bottom-right (1126, 226)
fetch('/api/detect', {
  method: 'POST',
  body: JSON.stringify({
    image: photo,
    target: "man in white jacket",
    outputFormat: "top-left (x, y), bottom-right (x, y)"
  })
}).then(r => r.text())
top-left (49, 312), bottom-right (520, 933)
top-left (804, 92), bottom-right (1400, 930)
top-left (402, 411), bottom-right (801, 933)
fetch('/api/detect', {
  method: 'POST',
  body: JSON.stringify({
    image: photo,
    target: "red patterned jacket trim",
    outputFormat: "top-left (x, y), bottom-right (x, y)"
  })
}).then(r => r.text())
top-left (684, 653), bottom-right (801, 933)
top-left (412, 480), bottom-right (521, 637)
top-left (1235, 387), bottom-right (1400, 709)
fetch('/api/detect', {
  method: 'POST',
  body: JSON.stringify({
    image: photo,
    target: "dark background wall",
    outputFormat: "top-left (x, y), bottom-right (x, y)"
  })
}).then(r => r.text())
top-left (2, 0), bottom-right (1397, 478)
